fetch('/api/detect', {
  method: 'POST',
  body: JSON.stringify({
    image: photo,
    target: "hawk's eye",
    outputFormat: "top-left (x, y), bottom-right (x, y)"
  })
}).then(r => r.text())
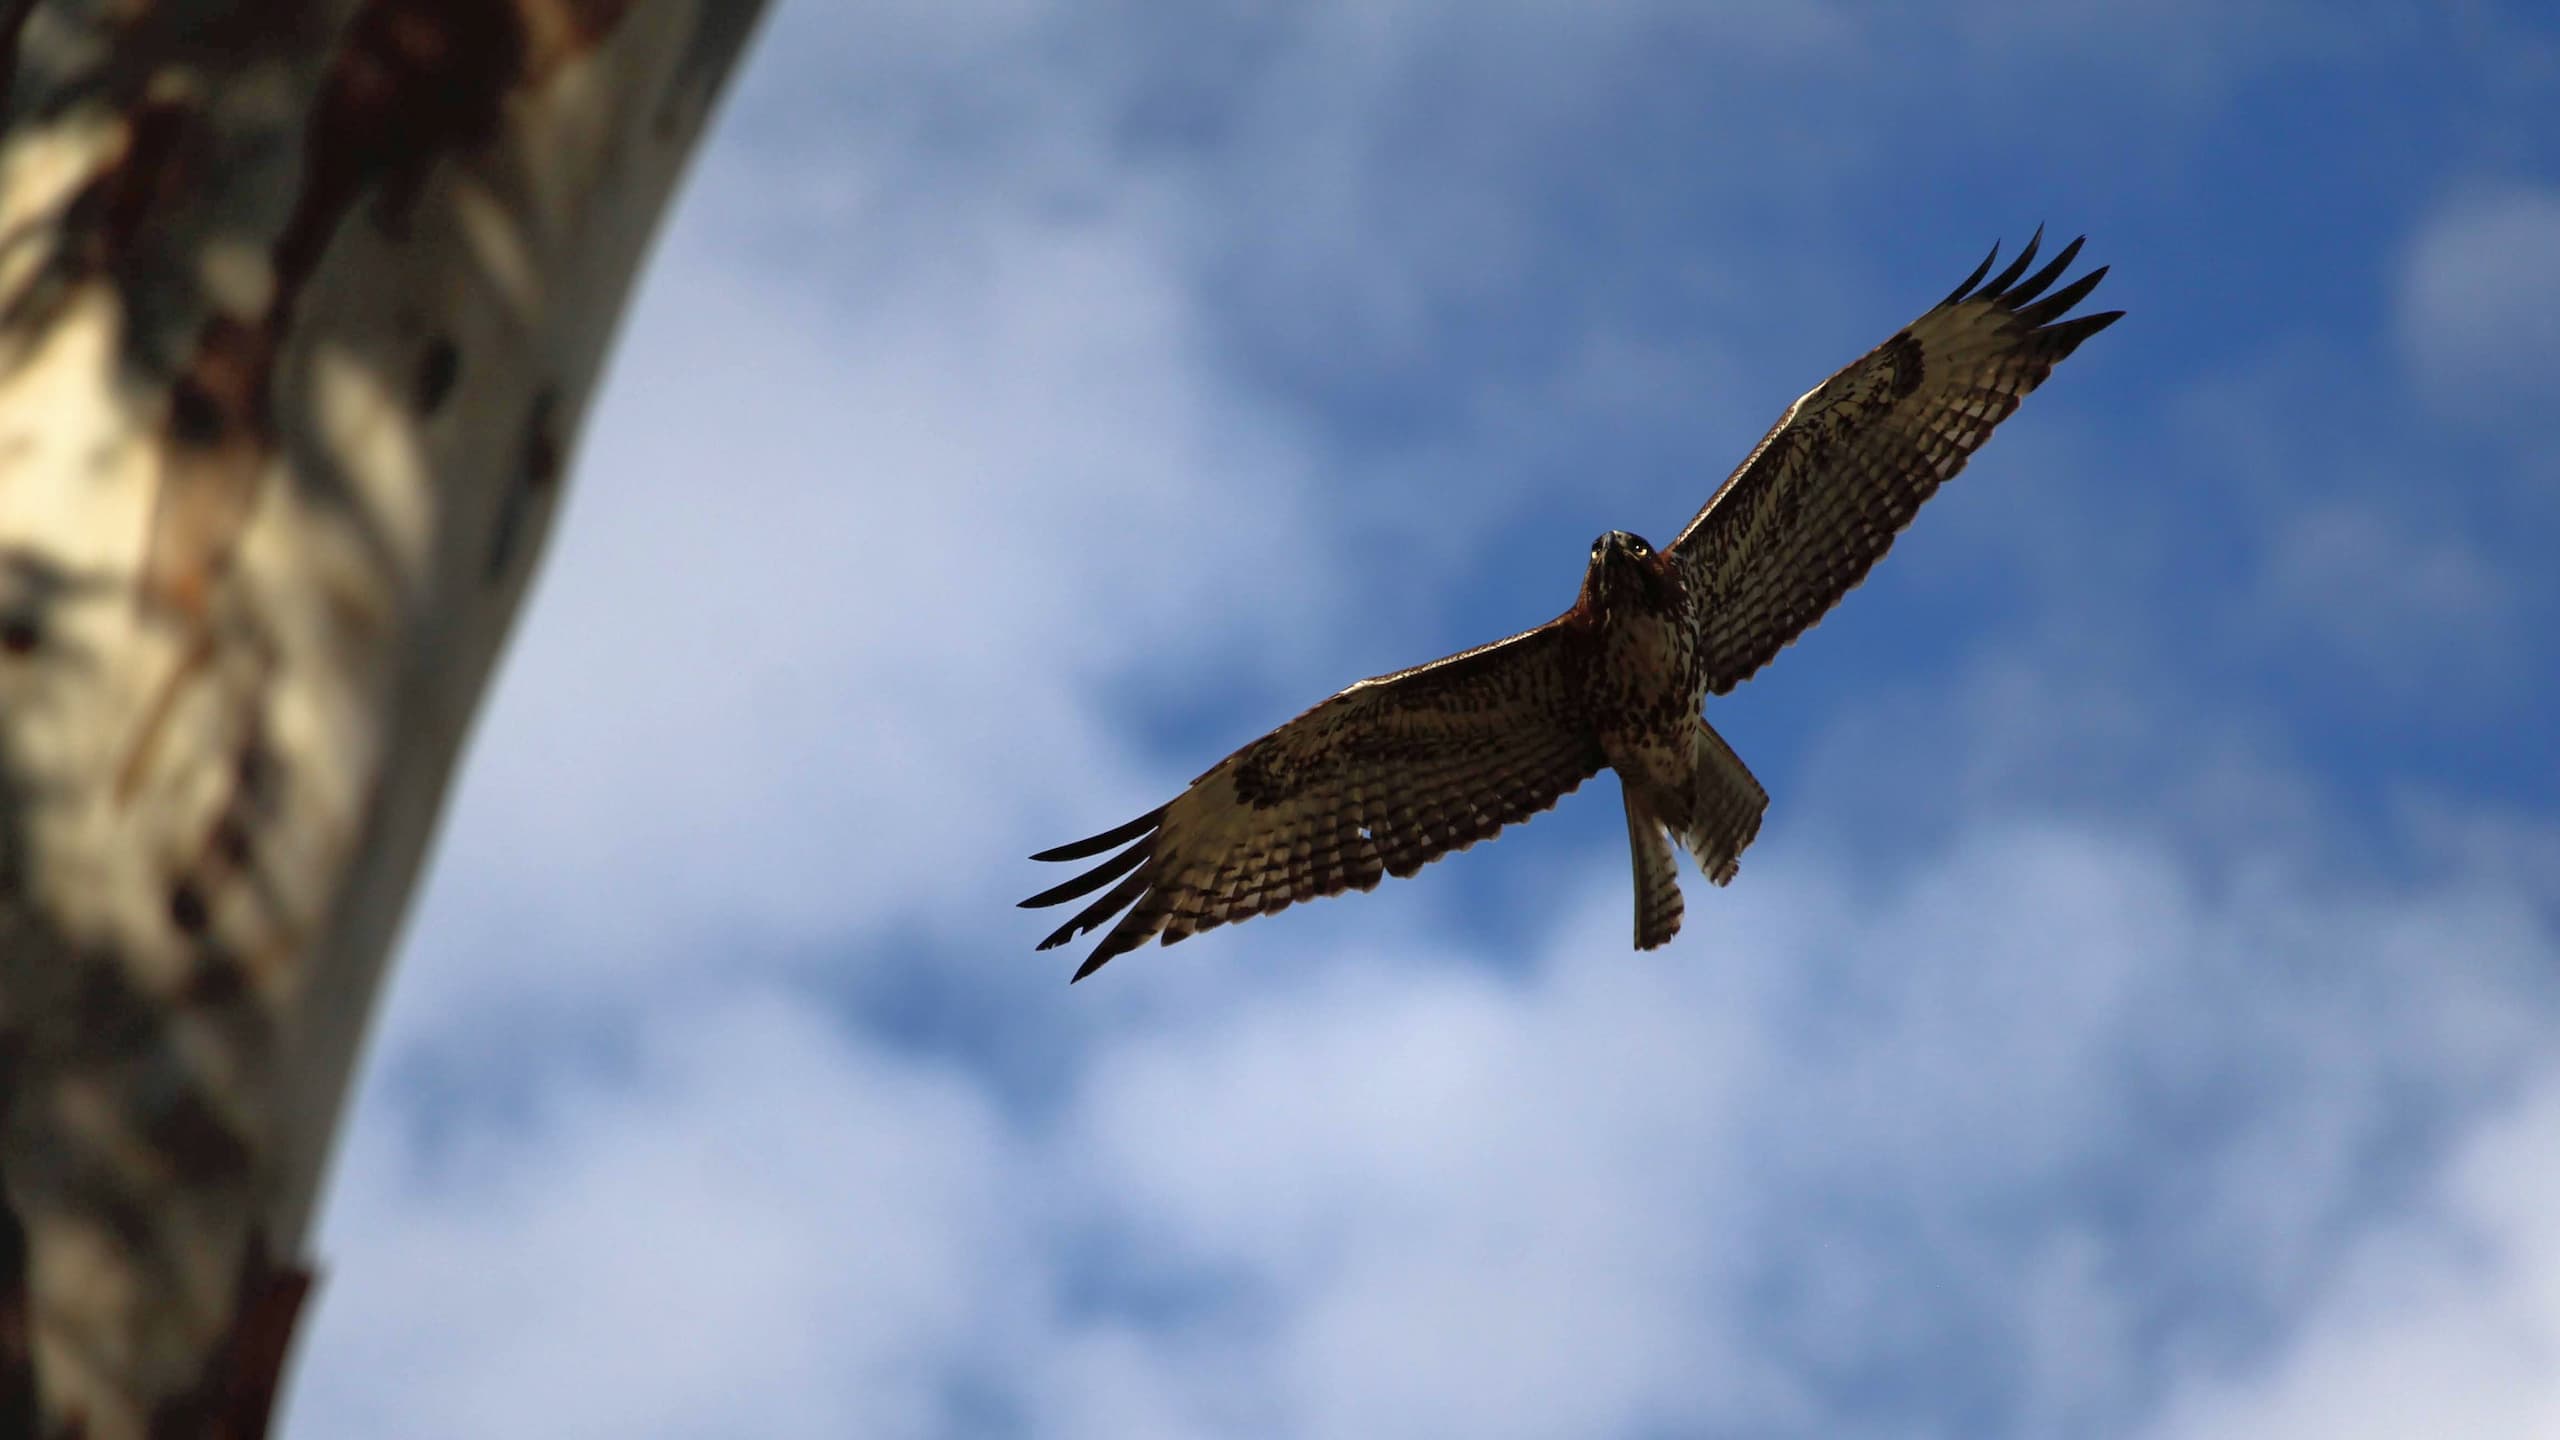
top-left (1629, 539), bottom-right (1649, 555)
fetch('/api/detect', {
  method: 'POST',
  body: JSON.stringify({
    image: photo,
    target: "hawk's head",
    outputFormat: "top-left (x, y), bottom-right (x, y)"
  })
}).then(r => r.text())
top-left (1582, 530), bottom-right (1677, 616)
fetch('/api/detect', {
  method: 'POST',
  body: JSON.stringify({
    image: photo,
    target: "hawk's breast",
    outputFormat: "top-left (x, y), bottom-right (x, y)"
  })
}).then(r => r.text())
top-left (1586, 596), bottom-right (1705, 791)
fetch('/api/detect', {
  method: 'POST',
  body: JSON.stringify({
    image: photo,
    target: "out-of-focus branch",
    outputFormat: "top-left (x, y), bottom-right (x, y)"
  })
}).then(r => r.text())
top-left (0, 3), bottom-right (766, 1432)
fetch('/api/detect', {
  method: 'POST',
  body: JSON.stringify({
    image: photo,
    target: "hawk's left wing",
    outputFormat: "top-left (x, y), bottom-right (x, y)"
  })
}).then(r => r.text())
top-left (1023, 619), bottom-right (1603, 981)
top-left (1668, 230), bottom-right (2122, 694)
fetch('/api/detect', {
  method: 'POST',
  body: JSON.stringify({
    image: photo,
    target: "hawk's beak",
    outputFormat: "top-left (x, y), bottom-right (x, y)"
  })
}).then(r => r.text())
top-left (1585, 534), bottom-right (1670, 614)
top-left (1590, 549), bottom-right (1622, 602)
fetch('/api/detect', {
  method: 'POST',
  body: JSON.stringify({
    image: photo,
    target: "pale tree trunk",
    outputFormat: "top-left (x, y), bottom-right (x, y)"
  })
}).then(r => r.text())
top-left (0, 2), bottom-right (766, 1433)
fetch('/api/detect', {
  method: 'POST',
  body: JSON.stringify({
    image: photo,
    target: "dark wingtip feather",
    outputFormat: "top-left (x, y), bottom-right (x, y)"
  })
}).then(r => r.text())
top-left (2014, 263), bottom-right (2109, 329)
top-left (2040, 308), bottom-right (2125, 358)
top-left (1980, 224), bottom-right (2045, 298)
top-left (1037, 863), bottom-right (1153, 952)
top-left (1070, 920), bottom-right (1152, 982)
top-left (1030, 805), bottom-right (1167, 862)
top-left (1020, 840), bottom-right (1150, 909)
top-left (1940, 241), bottom-right (2001, 307)
top-left (2004, 234), bottom-right (2086, 307)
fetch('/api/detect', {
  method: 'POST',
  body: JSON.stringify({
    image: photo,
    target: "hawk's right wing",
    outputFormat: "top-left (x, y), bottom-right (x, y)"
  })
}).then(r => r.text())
top-left (1668, 231), bottom-right (2122, 693)
top-left (1023, 619), bottom-right (1602, 980)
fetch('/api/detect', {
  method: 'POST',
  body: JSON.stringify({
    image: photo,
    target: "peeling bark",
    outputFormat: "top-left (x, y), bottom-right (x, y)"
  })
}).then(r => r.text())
top-left (0, 3), bottom-right (767, 1433)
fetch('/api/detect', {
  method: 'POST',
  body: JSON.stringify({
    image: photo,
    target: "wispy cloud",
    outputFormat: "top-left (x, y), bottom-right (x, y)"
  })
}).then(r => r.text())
top-left (2145, 1072), bottom-right (2560, 1440)
top-left (296, 990), bottom-right (1030, 1439)
top-left (299, 787), bottom-right (2560, 1438)
top-left (2252, 500), bottom-right (2518, 696)
top-left (2400, 183), bottom-right (2560, 426)
top-left (382, 161), bottom-right (1337, 1031)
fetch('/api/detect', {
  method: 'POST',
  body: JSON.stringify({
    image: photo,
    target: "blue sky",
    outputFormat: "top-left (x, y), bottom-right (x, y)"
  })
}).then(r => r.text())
top-left (283, 3), bottom-right (2558, 1436)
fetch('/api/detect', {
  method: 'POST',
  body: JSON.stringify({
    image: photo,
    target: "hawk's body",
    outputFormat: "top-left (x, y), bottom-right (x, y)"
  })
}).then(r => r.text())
top-left (1028, 233), bottom-right (2122, 980)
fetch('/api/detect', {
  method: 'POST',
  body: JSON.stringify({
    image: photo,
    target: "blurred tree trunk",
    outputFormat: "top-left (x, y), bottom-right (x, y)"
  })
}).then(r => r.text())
top-left (0, 2), bottom-right (765, 1433)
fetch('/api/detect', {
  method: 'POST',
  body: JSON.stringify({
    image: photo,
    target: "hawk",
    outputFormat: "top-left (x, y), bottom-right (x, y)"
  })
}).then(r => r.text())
top-left (1027, 231), bottom-right (2121, 980)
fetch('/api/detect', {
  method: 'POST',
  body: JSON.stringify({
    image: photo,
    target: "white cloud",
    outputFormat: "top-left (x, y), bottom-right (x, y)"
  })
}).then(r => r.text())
top-left (2400, 184), bottom-right (2560, 424)
top-left (1059, 948), bottom-right (1794, 1438)
top-left (291, 989), bottom-right (1031, 1440)
top-left (2145, 1071), bottom-right (2560, 1440)
top-left (383, 121), bottom-right (1341, 1029)
top-left (2253, 500), bottom-right (2517, 694)
top-left (1062, 809), bottom-right (2560, 1437)
top-left (299, 789), bottom-right (2560, 1439)
top-left (1936, 0), bottom-right (2380, 99)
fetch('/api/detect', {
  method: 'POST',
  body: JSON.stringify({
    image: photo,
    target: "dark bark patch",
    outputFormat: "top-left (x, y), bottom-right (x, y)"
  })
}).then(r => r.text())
top-left (96, 98), bottom-right (192, 271)
top-left (533, 0), bottom-right (644, 76)
top-left (0, 94), bottom-right (196, 357)
top-left (290, 1), bottom-right (521, 271)
top-left (147, 1237), bottom-right (313, 1440)
top-left (165, 376), bottom-right (225, 448)
top-left (136, 1089), bottom-right (253, 1189)
top-left (0, 0), bottom-right (37, 121)
top-left (177, 949), bottom-right (249, 1010)
top-left (207, 815), bottom-right (252, 870)
top-left (143, 316), bottom-right (278, 616)
top-left (143, 0), bottom-right (555, 613)
top-left (0, 1129), bottom-right (26, 1439)
top-left (168, 315), bottom-right (276, 451)
top-left (0, 550), bottom-right (100, 671)
top-left (483, 386), bottom-right (561, 579)
top-left (232, 740), bottom-right (271, 808)
top-left (411, 334), bottom-right (460, 415)
top-left (519, 385), bottom-right (562, 489)
top-left (167, 879), bottom-right (210, 937)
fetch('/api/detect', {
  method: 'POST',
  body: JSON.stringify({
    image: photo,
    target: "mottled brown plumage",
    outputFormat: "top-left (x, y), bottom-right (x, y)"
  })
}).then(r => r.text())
top-left (1029, 232), bottom-right (2121, 980)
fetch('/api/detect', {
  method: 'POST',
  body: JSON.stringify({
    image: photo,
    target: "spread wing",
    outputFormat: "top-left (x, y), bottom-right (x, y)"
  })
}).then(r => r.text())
top-left (1668, 230), bottom-right (2122, 693)
top-left (1023, 620), bottom-right (1602, 981)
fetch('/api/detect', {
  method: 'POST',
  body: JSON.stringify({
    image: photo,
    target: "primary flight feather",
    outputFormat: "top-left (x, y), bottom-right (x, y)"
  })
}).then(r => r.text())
top-left (1028, 231), bottom-right (2123, 980)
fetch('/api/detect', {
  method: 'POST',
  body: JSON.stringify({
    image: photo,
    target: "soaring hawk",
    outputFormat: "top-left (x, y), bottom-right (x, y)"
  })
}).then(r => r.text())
top-left (1027, 232), bottom-right (2122, 980)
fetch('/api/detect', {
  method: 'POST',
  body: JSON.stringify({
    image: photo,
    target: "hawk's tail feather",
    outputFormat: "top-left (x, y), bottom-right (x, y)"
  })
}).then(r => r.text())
top-left (1677, 718), bottom-right (1768, 888)
top-left (1624, 789), bottom-right (1685, 950)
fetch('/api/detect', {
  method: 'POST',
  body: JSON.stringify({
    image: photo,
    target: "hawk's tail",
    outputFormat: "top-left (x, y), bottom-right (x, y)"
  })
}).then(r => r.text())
top-left (1623, 786), bottom-right (1686, 950)
top-left (1676, 717), bottom-right (1768, 888)
top-left (1622, 718), bottom-right (1769, 950)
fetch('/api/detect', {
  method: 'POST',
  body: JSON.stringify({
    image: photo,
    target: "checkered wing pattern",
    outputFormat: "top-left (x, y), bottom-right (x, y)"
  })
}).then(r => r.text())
top-left (1671, 232), bottom-right (2122, 693)
top-left (1024, 621), bottom-right (1602, 980)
